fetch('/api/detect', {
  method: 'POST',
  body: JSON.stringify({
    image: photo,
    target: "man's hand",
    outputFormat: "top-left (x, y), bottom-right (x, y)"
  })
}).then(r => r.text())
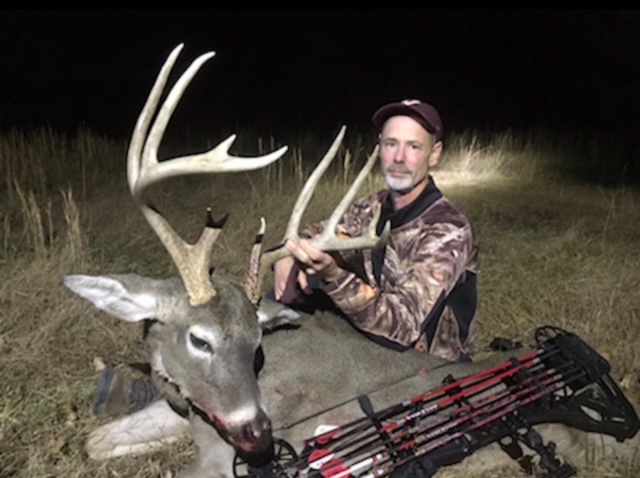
top-left (285, 239), bottom-right (342, 281)
top-left (273, 239), bottom-right (344, 302)
top-left (273, 255), bottom-right (310, 301)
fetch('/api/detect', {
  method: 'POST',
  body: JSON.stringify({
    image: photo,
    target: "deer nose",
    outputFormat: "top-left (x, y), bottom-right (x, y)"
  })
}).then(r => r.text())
top-left (236, 416), bottom-right (276, 468)
top-left (242, 412), bottom-right (272, 447)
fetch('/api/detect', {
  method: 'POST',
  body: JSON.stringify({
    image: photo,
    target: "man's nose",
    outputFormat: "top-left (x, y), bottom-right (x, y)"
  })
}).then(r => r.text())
top-left (393, 145), bottom-right (406, 162)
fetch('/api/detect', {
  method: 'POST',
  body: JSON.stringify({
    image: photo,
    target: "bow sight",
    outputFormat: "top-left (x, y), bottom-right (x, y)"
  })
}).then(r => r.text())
top-left (236, 326), bottom-right (639, 478)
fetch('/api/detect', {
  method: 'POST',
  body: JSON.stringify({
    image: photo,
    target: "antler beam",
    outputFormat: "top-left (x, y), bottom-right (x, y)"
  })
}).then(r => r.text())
top-left (128, 44), bottom-right (288, 306)
top-left (245, 126), bottom-right (390, 303)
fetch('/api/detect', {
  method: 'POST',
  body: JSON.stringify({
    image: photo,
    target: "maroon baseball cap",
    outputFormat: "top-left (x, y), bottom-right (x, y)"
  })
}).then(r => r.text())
top-left (372, 99), bottom-right (443, 141)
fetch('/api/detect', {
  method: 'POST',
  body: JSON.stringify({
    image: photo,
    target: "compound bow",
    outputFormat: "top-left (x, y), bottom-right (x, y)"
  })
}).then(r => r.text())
top-left (236, 326), bottom-right (639, 478)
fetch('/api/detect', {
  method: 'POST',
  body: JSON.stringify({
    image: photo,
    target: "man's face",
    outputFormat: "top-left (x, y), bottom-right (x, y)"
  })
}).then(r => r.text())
top-left (379, 115), bottom-right (442, 194)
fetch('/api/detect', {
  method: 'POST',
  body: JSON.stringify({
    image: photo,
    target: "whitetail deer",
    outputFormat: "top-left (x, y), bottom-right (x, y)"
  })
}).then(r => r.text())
top-left (63, 45), bottom-right (639, 478)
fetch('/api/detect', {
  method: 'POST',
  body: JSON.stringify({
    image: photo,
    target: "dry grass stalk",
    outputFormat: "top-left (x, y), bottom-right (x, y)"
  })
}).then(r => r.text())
top-left (14, 180), bottom-right (47, 259)
top-left (61, 187), bottom-right (85, 265)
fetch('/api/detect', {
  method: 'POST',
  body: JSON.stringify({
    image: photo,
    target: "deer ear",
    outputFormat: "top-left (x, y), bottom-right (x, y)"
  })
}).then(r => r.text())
top-left (63, 274), bottom-right (158, 323)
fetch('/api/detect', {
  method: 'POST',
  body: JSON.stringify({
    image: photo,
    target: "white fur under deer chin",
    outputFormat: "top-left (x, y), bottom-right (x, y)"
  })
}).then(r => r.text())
top-left (86, 399), bottom-right (189, 460)
top-left (150, 349), bottom-right (167, 374)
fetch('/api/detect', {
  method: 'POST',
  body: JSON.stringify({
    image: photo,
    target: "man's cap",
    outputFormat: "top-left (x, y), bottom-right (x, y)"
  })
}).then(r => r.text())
top-left (372, 99), bottom-right (443, 141)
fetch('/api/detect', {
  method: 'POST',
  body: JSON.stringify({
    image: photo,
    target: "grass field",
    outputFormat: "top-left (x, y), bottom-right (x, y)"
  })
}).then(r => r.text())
top-left (1, 126), bottom-right (639, 477)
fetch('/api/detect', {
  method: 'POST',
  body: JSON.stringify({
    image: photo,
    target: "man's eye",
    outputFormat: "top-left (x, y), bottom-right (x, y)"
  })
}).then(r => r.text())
top-left (189, 333), bottom-right (212, 353)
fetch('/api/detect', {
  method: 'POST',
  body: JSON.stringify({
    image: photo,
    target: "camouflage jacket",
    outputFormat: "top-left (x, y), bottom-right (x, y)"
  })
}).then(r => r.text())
top-left (306, 177), bottom-right (478, 362)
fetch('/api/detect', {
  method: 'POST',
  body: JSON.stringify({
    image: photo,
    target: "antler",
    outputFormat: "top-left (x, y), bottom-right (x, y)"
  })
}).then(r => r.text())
top-left (245, 126), bottom-right (390, 304)
top-left (128, 44), bottom-right (288, 306)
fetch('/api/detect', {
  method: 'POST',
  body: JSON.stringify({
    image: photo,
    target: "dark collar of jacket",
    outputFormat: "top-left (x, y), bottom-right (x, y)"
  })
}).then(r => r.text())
top-left (372, 176), bottom-right (443, 285)
top-left (375, 175), bottom-right (443, 235)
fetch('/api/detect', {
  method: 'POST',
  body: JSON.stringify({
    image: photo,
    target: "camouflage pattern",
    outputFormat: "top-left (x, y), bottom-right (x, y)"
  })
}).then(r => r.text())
top-left (304, 183), bottom-right (478, 362)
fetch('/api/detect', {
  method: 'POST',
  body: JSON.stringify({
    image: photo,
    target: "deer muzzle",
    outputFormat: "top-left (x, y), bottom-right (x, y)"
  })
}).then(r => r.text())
top-left (238, 412), bottom-right (273, 453)
top-left (206, 406), bottom-right (274, 454)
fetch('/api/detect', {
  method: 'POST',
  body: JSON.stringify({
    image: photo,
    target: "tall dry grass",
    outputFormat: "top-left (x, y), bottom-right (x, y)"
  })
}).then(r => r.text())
top-left (0, 126), bottom-right (638, 477)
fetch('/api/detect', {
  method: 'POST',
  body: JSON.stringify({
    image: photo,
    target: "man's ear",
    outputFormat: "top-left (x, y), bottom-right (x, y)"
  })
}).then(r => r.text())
top-left (428, 140), bottom-right (443, 167)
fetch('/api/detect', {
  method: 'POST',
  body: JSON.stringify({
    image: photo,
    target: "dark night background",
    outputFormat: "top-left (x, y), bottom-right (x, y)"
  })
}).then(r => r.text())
top-left (0, 10), bottom-right (638, 143)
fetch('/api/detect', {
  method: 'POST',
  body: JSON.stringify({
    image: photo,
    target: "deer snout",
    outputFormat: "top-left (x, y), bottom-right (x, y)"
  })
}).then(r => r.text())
top-left (206, 404), bottom-right (274, 454)
top-left (235, 410), bottom-right (273, 453)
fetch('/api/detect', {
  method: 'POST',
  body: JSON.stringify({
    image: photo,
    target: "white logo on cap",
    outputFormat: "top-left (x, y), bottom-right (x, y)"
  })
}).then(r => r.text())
top-left (402, 99), bottom-right (422, 106)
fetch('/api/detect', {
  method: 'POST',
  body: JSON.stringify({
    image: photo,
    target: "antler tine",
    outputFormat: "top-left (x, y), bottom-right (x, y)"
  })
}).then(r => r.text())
top-left (315, 144), bottom-right (390, 251)
top-left (244, 217), bottom-right (267, 300)
top-left (129, 46), bottom-right (288, 196)
top-left (246, 128), bottom-right (390, 304)
top-left (128, 44), bottom-right (288, 306)
top-left (284, 126), bottom-right (347, 238)
top-left (285, 126), bottom-right (389, 250)
top-left (128, 44), bottom-right (187, 190)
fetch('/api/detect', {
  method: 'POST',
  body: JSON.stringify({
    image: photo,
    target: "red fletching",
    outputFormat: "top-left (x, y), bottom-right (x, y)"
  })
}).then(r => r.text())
top-left (320, 457), bottom-right (348, 477)
top-left (309, 449), bottom-right (332, 464)
top-left (316, 427), bottom-right (340, 445)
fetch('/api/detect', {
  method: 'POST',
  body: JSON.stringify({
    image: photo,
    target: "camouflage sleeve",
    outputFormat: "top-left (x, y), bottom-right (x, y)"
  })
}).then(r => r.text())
top-left (320, 218), bottom-right (475, 349)
top-left (299, 222), bottom-right (325, 239)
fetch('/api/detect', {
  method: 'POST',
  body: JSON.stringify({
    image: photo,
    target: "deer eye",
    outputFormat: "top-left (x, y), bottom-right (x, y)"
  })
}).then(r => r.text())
top-left (189, 333), bottom-right (212, 353)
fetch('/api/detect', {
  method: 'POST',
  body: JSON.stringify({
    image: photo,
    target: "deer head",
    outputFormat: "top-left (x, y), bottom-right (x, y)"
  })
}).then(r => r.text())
top-left (63, 44), bottom-right (389, 458)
